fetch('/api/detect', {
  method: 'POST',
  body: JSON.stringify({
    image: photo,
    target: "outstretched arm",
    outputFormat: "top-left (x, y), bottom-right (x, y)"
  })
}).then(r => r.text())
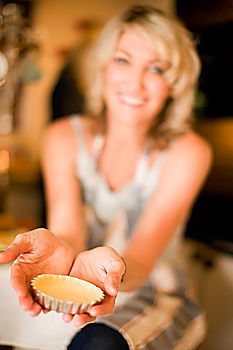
top-left (41, 118), bottom-right (87, 256)
top-left (120, 133), bottom-right (213, 291)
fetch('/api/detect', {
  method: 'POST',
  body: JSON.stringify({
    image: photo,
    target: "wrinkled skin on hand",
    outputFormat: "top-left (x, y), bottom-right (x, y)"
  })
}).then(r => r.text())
top-left (0, 228), bottom-right (75, 316)
top-left (0, 228), bottom-right (125, 327)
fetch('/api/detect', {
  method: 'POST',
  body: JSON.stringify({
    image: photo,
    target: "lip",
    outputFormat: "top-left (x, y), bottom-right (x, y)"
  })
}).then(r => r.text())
top-left (119, 94), bottom-right (146, 107)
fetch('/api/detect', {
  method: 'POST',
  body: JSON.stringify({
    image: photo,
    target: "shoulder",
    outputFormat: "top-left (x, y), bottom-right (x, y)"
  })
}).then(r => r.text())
top-left (168, 131), bottom-right (212, 165)
top-left (42, 115), bottom-right (91, 149)
top-left (43, 116), bottom-right (75, 139)
top-left (42, 116), bottom-right (73, 142)
top-left (161, 131), bottom-right (213, 184)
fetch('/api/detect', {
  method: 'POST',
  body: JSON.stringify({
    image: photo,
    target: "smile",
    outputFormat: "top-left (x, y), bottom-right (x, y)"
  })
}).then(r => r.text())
top-left (119, 95), bottom-right (145, 106)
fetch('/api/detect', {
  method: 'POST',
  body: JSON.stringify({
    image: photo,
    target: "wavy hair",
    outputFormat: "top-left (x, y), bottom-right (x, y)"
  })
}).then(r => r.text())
top-left (82, 5), bottom-right (201, 146)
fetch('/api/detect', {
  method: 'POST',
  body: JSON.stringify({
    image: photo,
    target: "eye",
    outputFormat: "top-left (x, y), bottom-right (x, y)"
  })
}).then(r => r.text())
top-left (149, 65), bottom-right (164, 75)
top-left (114, 56), bottom-right (129, 64)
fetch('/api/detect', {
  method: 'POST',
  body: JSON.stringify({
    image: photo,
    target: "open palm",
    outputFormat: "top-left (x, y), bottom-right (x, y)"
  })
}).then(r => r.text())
top-left (62, 246), bottom-right (125, 327)
top-left (0, 228), bottom-right (75, 316)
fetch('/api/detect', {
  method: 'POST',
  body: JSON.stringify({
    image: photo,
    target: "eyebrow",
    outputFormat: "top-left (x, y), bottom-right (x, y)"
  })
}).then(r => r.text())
top-left (114, 49), bottom-right (130, 56)
top-left (115, 48), bottom-right (163, 63)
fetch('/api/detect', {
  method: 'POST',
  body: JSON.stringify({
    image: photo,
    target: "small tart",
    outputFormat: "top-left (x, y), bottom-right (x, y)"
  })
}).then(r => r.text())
top-left (31, 274), bottom-right (104, 314)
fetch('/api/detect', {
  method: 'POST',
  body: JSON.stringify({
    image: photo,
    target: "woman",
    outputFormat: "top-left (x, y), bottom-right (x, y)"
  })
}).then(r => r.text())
top-left (0, 5), bottom-right (212, 350)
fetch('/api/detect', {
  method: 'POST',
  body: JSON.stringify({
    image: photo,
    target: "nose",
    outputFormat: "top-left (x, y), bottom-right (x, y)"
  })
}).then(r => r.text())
top-left (126, 67), bottom-right (144, 92)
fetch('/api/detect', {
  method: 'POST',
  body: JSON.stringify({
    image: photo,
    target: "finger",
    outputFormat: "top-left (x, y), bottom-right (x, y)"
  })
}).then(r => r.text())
top-left (73, 314), bottom-right (96, 328)
top-left (104, 257), bottom-right (125, 296)
top-left (28, 302), bottom-right (42, 317)
top-left (10, 262), bottom-right (31, 299)
top-left (42, 308), bottom-right (51, 314)
top-left (89, 295), bottom-right (115, 317)
top-left (19, 294), bottom-right (42, 316)
top-left (62, 313), bottom-right (74, 323)
top-left (10, 262), bottom-right (43, 316)
top-left (0, 232), bottom-right (33, 263)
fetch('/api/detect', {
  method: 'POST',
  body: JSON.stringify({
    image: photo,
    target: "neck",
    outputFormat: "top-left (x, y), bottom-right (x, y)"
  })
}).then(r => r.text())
top-left (105, 121), bottom-right (150, 150)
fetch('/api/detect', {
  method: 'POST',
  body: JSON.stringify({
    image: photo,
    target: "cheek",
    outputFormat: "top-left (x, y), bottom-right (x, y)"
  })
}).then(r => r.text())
top-left (149, 78), bottom-right (170, 101)
top-left (103, 66), bottom-right (121, 106)
top-left (104, 64), bottom-right (124, 88)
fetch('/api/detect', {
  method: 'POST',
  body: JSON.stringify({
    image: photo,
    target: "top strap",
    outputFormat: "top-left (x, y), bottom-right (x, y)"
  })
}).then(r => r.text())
top-left (70, 115), bottom-right (89, 156)
top-left (134, 144), bottom-right (152, 183)
top-left (135, 147), bottom-right (167, 186)
top-left (70, 115), bottom-right (166, 187)
top-left (92, 134), bottom-right (105, 163)
top-left (70, 115), bottom-right (104, 161)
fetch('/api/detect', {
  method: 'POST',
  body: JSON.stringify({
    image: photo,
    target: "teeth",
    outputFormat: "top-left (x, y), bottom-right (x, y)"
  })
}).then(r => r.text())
top-left (120, 95), bottom-right (145, 105)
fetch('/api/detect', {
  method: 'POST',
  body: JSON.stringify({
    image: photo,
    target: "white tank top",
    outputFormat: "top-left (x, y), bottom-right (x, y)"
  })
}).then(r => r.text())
top-left (70, 115), bottom-right (166, 228)
top-left (70, 115), bottom-right (186, 264)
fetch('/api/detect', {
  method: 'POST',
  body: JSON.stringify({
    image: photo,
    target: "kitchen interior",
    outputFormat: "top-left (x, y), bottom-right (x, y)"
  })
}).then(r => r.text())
top-left (0, 0), bottom-right (232, 349)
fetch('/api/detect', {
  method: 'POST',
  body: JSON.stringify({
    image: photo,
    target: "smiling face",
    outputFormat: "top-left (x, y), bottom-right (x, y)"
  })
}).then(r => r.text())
top-left (103, 28), bottom-right (170, 129)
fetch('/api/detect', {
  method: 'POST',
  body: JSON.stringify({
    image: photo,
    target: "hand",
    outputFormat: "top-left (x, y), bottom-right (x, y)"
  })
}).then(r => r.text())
top-left (0, 228), bottom-right (75, 316)
top-left (63, 246), bottom-right (125, 327)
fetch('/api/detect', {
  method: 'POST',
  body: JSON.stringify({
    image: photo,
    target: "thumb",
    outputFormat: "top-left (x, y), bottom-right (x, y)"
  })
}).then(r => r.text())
top-left (104, 257), bottom-right (125, 296)
top-left (0, 232), bottom-right (32, 264)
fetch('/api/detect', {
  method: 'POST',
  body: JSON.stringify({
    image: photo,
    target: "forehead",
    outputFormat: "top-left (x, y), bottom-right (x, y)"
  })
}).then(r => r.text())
top-left (115, 27), bottom-right (168, 63)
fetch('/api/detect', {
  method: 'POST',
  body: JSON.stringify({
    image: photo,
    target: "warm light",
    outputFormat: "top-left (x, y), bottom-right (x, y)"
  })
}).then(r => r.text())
top-left (0, 51), bottom-right (8, 86)
top-left (0, 114), bottom-right (13, 135)
top-left (0, 149), bottom-right (10, 174)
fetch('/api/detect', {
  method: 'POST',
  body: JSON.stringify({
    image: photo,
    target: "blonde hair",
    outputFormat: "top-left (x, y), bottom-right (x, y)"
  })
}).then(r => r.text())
top-left (82, 5), bottom-right (201, 146)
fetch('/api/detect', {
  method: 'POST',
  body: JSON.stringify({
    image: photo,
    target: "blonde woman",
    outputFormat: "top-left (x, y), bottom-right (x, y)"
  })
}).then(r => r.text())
top-left (0, 5), bottom-right (212, 349)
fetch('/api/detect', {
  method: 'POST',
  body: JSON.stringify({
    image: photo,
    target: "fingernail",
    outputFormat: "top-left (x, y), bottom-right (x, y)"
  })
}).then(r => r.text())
top-left (110, 284), bottom-right (117, 295)
top-left (74, 320), bottom-right (83, 328)
top-left (89, 310), bottom-right (96, 317)
top-left (30, 311), bottom-right (36, 317)
top-left (63, 314), bottom-right (70, 321)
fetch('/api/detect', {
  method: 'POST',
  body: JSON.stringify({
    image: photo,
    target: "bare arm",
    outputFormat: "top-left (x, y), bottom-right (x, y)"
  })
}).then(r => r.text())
top-left (120, 133), bottom-right (213, 291)
top-left (41, 118), bottom-right (87, 255)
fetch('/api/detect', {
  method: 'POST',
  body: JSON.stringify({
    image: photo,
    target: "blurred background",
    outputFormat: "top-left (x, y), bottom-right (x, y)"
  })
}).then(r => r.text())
top-left (0, 1), bottom-right (232, 349)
